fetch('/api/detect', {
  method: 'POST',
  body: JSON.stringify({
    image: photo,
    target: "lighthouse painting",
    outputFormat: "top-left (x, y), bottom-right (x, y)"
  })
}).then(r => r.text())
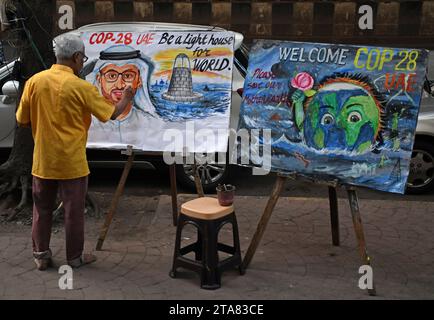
top-left (81, 31), bottom-right (235, 153)
top-left (162, 53), bottom-right (203, 102)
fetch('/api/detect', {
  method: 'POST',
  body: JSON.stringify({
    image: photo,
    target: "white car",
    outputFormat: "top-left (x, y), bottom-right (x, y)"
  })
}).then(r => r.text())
top-left (0, 60), bottom-right (18, 149)
top-left (408, 51), bottom-right (434, 194)
top-left (1, 26), bottom-right (433, 194)
top-left (0, 22), bottom-right (245, 192)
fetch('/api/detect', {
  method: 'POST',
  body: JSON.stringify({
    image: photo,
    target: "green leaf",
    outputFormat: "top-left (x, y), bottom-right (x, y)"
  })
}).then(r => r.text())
top-left (304, 89), bottom-right (316, 97)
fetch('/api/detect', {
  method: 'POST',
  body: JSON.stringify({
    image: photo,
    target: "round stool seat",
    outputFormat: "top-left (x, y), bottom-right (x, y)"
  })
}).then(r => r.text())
top-left (180, 197), bottom-right (234, 220)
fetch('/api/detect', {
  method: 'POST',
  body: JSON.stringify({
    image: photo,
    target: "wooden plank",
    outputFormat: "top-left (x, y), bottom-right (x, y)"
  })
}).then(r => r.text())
top-left (169, 164), bottom-right (178, 226)
top-left (328, 186), bottom-right (340, 246)
top-left (96, 147), bottom-right (134, 251)
top-left (241, 175), bottom-right (287, 270)
top-left (346, 187), bottom-right (376, 296)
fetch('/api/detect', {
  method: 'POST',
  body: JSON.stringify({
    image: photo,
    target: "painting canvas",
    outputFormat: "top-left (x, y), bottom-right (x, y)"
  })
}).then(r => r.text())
top-left (235, 40), bottom-right (429, 193)
top-left (81, 31), bottom-right (234, 152)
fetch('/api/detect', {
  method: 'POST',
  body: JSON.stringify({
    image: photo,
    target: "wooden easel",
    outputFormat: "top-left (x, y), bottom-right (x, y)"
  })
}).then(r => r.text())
top-left (241, 173), bottom-right (376, 296)
top-left (192, 158), bottom-right (205, 198)
top-left (95, 145), bottom-right (180, 251)
top-left (95, 147), bottom-right (206, 251)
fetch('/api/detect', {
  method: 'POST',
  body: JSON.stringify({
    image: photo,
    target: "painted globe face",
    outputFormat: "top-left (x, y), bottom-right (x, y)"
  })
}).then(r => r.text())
top-left (303, 82), bottom-right (380, 153)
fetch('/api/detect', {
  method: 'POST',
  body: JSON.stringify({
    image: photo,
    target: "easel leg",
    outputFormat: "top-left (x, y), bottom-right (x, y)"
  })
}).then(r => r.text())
top-left (193, 154), bottom-right (205, 197)
top-left (346, 187), bottom-right (376, 296)
top-left (96, 152), bottom-right (135, 251)
top-left (328, 186), bottom-right (340, 246)
top-left (169, 164), bottom-right (178, 226)
top-left (241, 175), bottom-right (287, 270)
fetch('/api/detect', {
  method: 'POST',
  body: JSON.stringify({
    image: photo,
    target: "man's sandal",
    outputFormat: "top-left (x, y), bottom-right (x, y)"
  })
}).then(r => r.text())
top-left (33, 249), bottom-right (53, 271)
top-left (68, 253), bottom-right (97, 268)
top-left (34, 257), bottom-right (53, 271)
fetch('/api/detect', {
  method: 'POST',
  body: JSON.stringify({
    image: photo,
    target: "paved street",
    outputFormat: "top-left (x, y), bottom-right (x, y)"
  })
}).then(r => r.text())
top-left (1, 187), bottom-right (433, 299)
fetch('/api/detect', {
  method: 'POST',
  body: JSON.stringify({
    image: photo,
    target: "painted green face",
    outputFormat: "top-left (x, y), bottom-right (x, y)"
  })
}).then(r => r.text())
top-left (303, 83), bottom-right (380, 153)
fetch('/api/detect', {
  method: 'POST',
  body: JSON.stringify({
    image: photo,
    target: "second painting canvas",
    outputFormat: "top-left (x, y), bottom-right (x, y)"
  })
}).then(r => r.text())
top-left (235, 40), bottom-right (428, 193)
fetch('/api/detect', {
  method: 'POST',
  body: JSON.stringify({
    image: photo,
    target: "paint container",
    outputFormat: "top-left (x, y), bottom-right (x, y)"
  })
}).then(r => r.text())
top-left (216, 184), bottom-right (235, 206)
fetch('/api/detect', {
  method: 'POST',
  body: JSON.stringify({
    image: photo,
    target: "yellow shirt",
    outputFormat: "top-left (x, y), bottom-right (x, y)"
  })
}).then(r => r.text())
top-left (16, 64), bottom-right (115, 179)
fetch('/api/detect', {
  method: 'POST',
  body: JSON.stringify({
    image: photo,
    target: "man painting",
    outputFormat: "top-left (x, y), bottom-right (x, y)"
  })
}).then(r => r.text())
top-left (16, 34), bottom-right (134, 270)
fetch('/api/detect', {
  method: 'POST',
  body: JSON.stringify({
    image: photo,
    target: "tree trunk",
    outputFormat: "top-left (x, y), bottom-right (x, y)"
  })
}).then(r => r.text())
top-left (0, 0), bottom-right (55, 220)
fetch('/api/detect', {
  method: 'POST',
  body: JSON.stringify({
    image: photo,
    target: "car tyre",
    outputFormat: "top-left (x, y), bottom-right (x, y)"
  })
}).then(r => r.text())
top-left (176, 153), bottom-right (229, 193)
top-left (406, 139), bottom-right (434, 194)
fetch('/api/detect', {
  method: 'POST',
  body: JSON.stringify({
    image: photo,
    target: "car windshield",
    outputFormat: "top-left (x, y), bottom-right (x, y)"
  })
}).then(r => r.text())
top-left (422, 51), bottom-right (434, 93)
top-left (234, 43), bottom-right (249, 78)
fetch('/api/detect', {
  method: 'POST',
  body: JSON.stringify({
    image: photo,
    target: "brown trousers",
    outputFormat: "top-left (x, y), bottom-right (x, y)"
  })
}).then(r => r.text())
top-left (32, 175), bottom-right (88, 261)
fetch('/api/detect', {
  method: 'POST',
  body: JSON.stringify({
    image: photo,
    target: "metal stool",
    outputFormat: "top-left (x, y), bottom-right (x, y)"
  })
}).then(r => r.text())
top-left (169, 197), bottom-right (244, 289)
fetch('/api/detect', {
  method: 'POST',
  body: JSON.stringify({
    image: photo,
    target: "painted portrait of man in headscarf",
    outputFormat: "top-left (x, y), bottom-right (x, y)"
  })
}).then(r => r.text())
top-left (97, 63), bottom-right (142, 119)
top-left (83, 45), bottom-right (163, 146)
top-left (84, 45), bottom-right (157, 118)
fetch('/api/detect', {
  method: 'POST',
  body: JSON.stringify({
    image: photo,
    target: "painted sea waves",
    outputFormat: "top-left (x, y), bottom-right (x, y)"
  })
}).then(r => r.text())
top-left (236, 40), bottom-right (428, 193)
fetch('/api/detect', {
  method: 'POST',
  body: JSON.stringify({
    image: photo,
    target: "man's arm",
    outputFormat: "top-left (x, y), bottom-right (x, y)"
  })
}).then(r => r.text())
top-left (84, 83), bottom-right (134, 123)
top-left (16, 81), bottom-right (32, 127)
top-left (111, 86), bottom-right (135, 120)
top-left (17, 121), bottom-right (31, 127)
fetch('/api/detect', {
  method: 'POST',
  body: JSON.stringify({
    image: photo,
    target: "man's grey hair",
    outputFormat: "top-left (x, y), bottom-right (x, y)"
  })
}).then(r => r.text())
top-left (54, 34), bottom-right (85, 60)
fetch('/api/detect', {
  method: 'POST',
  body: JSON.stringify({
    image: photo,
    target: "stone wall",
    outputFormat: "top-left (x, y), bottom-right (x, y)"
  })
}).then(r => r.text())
top-left (55, 0), bottom-right (434, 48)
